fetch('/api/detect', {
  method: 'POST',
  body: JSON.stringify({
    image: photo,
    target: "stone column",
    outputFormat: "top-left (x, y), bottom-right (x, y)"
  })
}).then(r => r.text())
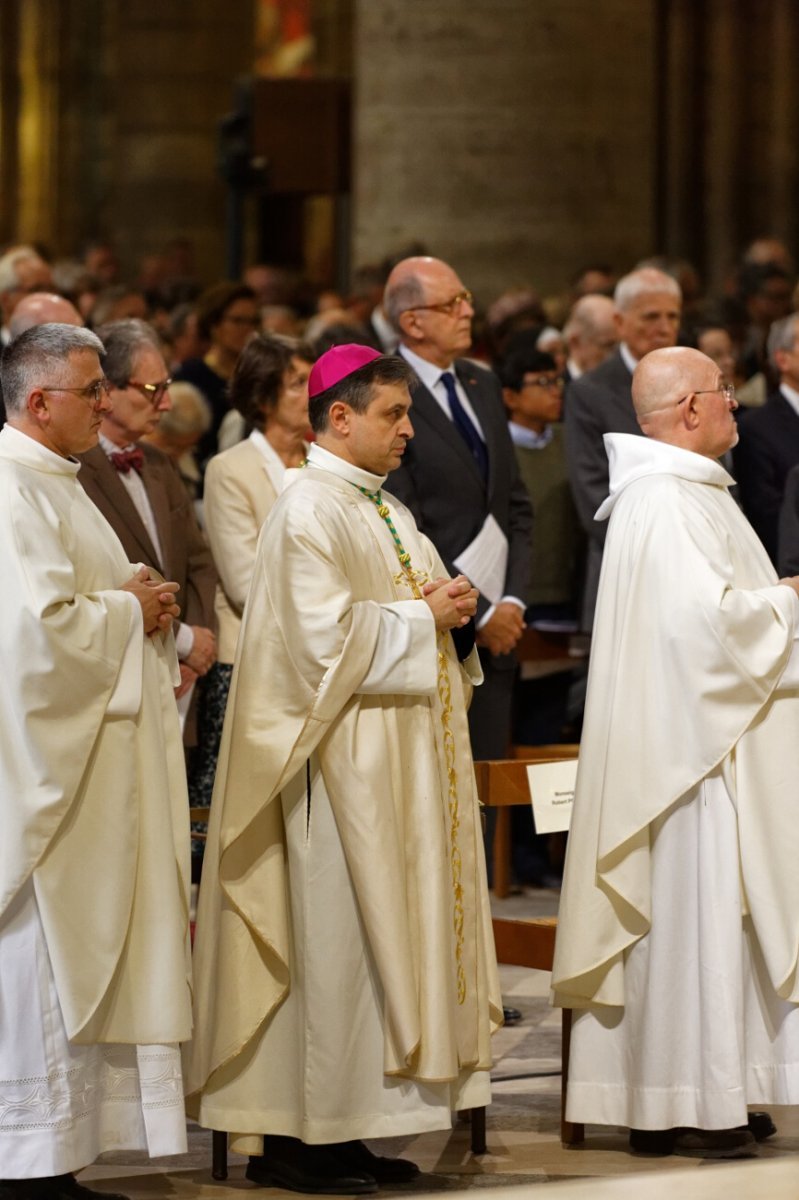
top-left (353, 0), bottom-right (659, 301)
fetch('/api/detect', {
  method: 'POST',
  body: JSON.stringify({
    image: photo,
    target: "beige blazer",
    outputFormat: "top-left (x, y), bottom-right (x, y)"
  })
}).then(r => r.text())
top-left (203, 437), bottom-right (282, 662)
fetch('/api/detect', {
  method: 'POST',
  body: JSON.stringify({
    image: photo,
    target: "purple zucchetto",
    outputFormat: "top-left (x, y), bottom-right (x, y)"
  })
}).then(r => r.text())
top-left (308, 344), bottom-right (382, 399)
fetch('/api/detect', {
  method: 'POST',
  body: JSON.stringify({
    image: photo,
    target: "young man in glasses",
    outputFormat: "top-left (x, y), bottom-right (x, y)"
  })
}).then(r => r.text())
top-left (553, 345), bottom-right (799, 1158)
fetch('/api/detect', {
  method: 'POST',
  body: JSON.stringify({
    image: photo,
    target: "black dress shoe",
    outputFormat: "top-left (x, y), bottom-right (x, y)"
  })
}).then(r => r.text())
top-left (673, 1127), bottom-right (756, 1158)
top-left (246, 1137), bottom-right (378, 1195)
top-left (332, 1140), bottom-right (419, 1183)
top-left (0, 1179), bottom-right (128, 1200)
top-left (629, 1128), bottom-right (675, 1155)
top-left (48, 1176), bottom-right (129, 1200)
top-left (0, 1184), bottom-right (50, 1200)
top-left (502, 1005), bottom-right (522, 1025)
top-left (746, 1110), bottom-right (777, 1141)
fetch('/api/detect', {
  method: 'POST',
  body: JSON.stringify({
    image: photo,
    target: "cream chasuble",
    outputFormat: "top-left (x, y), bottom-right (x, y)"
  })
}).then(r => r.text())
top-left (0, 426), bottom-right (192, 1174)
top-left (552, 433), bottom-right (799, 1126)
top-left (186, 444), bottom-right (502, 1151)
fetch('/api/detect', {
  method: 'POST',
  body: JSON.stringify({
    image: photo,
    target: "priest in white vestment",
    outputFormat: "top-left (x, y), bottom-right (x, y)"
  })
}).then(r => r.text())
top-left (0, 326), bottom-right (193, 1200)
top-left (186, 345), bottom-right (502, 1194)
top-left (552, 345), bottom-right (799, 1157)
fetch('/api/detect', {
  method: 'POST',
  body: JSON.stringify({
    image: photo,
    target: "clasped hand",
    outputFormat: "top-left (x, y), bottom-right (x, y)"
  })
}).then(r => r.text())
top-left (121, 565), bottom-right (181, 636)
top-left (422, 574), bottom-right (478, 631)
top-left (475, 600), bottom-right (525, 656)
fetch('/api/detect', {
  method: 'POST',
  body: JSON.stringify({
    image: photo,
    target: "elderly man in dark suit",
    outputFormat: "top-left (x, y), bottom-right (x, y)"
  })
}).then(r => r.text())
top-left (383, 256), bottom-right (532, 767)
top-left (736, 312), bottom-right (799, 567)
top-left (78, 319), bottom-right (217, 735)
top-left (564, 267), bottom-right (682, 630)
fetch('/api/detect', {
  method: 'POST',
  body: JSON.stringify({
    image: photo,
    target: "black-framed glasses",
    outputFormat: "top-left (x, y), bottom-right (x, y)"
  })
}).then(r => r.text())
top-left (407, 289), bottom-right (474, 316)
top-left (125, 378), bottom-right (172, 403)
top-left (40, 379), bottom-right (111, 405)
top-left (677, 384), bottom-right (736, 406)
top-left (521, 374), bottom-right (564, 391)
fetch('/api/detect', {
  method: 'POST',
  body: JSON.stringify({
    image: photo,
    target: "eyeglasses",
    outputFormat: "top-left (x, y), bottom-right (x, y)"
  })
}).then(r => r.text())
top-left (407, 289), bottom-right (474, 316)
top-left (40, 379), bottom-right (111, 405)
top-left (521, 375), bottom-right (564, 391)
top-left (124, 378), bottom-right (172, 403)
top-left (677, 384), bottom-right (736, 406)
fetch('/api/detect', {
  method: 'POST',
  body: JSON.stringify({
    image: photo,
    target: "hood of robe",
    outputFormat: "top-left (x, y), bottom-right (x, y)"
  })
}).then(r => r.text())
top-left (595, 433), bottom-right (736, 522)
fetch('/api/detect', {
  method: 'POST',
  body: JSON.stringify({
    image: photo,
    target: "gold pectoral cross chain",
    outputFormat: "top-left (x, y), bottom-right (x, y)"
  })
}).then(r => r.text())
top-left (355, 484), bottom-right (467, 1004)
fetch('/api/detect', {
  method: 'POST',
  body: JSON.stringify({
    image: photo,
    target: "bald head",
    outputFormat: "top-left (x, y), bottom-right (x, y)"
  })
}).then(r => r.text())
top-left (632, 346), bottom-right (738, 458)
top-left (632, 347), bottom-right (706, 418)
top-left (564, 294), bottom-right (619, 372)
top-left (9, 292), bottom-right (83, 339)
top-left (384, 255), bottom-right (474, 368)
top-left (384, 257), bottom-right (447, 326)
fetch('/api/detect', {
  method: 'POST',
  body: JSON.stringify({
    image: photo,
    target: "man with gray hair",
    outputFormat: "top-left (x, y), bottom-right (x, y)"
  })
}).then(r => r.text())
top-left (564, 266), bottom-right (682, 628)
top-left (77, 319), bottom-right (217, 738)
top-left (734, 311), bottom-right (799, 565)
top-left (0, 324), bottom-right (192, 1198)
top-left (554, 345), bottom-right (799, 1156)
top-left (382, 255), bottom-right (532, 769)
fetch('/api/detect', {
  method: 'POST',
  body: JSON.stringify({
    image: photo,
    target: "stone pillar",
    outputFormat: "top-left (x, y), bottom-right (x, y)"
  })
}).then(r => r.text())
top-left (353, 0), bottom-right (659, 301)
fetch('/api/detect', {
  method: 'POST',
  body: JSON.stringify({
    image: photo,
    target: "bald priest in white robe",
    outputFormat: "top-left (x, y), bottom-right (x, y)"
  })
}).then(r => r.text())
top-left (186, 344), bottom-right (502, 1194)
top-left (552, 345), bottom-right (799, 1158)
top-left (0, 325), bottom-right (193, 1200)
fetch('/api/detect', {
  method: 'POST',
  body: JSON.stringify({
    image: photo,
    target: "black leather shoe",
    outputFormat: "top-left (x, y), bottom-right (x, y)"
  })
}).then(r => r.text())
top-left (0, 1179), bottom-right (129, 1200)
top-left (629, 1128), bottom-right (675, 1155)
top-left (332, 1140), bottom-right (419, 1183)
top-left (746, 1110), bottom-right (777, 1141)
top-left (673, 1127), bottom-right (756, 1158)
top-left (246, 1137), bottom-right (378, 1195)
top-left (49, 1176), bottom-right (129, 1200)
top-left (503, 1005), bottom-right (522, 1025)
top-left (0, 1184), bottom-right (50, 1200)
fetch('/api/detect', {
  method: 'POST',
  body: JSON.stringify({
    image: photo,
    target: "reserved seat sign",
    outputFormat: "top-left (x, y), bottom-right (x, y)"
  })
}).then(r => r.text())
top-left (527, 759), bottom-right (578, 833)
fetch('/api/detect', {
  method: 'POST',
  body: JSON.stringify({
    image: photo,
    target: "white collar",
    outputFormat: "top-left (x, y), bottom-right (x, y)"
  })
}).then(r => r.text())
top-left (249, 427), bottom-right (285, 470)
top-left (398, 344), bottom-right (454, 392)
top-left (619, 343), bottom-right (639, 375)
top-left (0, 423), bottom-right (81, 476)
top-left (99, 431), bottom-right (136, 457)
top-left (305, 442), bottom-right (386, 492)
top-left (509, 421), bottom-right (553, 450)
top-left (596, 432), bottom-right (735, 521)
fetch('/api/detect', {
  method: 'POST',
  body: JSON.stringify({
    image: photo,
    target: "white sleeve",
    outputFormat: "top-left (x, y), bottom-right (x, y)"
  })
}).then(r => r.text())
top-left (105, 592), bottom-right (144, 717)
top-left (356, 600), bottom-right (438, 695)
top-left (776, 586), bottom-right (799, 692)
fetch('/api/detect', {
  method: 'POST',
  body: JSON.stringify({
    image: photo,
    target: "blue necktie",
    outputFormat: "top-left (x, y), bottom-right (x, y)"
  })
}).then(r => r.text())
top-left (440, 371), bottom-right (488, 479)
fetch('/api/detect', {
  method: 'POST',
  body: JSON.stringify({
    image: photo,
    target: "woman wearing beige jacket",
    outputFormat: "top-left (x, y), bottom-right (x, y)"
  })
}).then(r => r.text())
top-left (191, 334), bottom-right (313, 806)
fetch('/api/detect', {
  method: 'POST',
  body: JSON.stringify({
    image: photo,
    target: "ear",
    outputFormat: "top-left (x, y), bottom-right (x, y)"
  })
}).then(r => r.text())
top-left (680, 392), bottom-right (701, 431)
top-left (775, 349), bottom-right (789, 375)
top-left (27, 388), bottom-right (50, 424)
top-left (398, 308), bottom-right (422, 342)
top-left (327, 400), bottom-right (352, 435)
